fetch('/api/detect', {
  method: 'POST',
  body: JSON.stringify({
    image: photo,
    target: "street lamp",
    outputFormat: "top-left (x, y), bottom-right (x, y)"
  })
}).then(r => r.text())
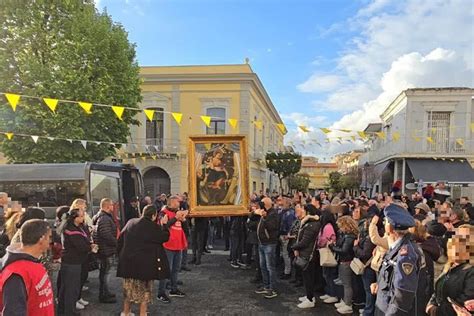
top-left (364, 162), bottom-right (370, 192)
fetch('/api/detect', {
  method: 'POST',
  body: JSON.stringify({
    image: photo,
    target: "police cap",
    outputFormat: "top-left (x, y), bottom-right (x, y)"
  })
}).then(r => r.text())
top-left (384, 203), bottom-right (415, 230)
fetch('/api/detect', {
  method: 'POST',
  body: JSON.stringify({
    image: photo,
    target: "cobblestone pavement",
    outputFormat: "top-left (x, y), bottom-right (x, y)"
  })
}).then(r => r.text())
top-left (76, 249), bottom-right (341, 316)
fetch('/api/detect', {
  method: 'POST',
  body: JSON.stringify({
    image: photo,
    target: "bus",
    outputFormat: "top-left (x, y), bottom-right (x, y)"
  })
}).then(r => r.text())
top-left (0, 162), bottom-right (143, 227)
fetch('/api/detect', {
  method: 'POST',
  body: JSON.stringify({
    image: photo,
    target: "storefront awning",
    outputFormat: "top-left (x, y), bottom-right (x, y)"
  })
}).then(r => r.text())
top-left (373, 160), bottom-right (390, 175)
top-left (406, 159), bottom-right (474, 184)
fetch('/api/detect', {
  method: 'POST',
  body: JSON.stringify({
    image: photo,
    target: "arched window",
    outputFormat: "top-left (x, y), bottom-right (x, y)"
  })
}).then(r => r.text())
top-left (145, 107), bottom-right (164, 150)
top-left (206, 107), bottom-right (226, 135)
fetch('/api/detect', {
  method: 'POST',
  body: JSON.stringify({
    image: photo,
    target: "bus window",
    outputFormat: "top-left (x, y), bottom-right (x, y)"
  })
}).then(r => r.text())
top-left (90, 171), bottom-right (121, 218)
top-left (0, 181), bottom-right (86, 208)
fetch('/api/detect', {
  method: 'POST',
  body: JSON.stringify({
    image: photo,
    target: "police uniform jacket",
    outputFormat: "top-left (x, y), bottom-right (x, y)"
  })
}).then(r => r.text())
top-left (375, 234), bottom-right (423, 316)
top-left (117, 217), bottom-right (170, 281)
top-left (428, 262), bottom-right (474, 316)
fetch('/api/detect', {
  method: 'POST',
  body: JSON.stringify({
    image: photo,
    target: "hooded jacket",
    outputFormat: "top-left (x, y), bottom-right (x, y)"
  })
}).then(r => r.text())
top-left (0, 245), bottom-right (54, 316)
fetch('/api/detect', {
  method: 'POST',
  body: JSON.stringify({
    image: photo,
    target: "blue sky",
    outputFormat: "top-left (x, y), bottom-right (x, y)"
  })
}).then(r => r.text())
top-left (97, 0), bottom-right (473, 159)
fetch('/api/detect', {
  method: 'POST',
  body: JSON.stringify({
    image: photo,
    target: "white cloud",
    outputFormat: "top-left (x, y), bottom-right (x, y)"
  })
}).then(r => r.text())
top-left (294, 0), bottom-right (473, 156)
top-left (298, 74), bottom-right (343, 93)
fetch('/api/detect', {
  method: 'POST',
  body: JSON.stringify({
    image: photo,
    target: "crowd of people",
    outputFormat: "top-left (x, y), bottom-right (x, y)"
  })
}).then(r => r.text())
top-left (0, 184), bottom-right (473, 316)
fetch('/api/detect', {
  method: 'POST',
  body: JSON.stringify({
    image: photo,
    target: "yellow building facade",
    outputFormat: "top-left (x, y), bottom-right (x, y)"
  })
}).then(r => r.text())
top-left (299, 157), bottom-right (338, 190)
top-left (124, 64), bottom-right (285, 196)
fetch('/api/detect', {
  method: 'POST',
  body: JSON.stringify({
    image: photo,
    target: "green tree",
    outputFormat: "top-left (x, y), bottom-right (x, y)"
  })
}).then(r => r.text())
top-left (327, 171), bottom-right (343, 193)
top-left (0, 1), bottom-right (141, 163)
top-left (265, 152), bottom-right (302, 194)
top-left (288, 173), bottom-right (311, 193)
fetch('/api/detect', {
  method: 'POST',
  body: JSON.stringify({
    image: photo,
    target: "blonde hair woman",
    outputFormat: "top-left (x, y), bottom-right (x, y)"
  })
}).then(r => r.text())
top-left (328, 216), bottom-right (358, 314)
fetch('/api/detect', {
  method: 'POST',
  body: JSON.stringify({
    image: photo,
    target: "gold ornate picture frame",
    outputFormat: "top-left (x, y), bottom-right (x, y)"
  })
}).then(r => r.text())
top-left (188, 135), bottom-right (249, 217)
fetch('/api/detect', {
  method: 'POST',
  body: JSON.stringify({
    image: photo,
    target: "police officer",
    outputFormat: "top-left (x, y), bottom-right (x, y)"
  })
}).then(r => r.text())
top-left (373, 203), bottom-right (424, 316)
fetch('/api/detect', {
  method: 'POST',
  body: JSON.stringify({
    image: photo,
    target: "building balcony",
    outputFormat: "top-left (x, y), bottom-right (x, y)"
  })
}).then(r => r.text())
top-left (363, 136), bottom-right (474, 164)
top-left (123, 138), bottom-right (181, 155)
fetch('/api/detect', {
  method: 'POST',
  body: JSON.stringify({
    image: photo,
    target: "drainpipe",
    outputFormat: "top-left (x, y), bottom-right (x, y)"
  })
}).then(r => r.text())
top-left (402, 158), bottom-right (406, 194)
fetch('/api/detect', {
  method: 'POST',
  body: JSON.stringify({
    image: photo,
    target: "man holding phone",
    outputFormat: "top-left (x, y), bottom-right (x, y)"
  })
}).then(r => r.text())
top-left (254, 197), bottom-right (279, 299)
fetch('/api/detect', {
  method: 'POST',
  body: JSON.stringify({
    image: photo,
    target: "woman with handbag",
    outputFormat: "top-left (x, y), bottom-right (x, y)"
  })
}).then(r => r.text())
top-left (329, 215), bottom-right (358, 315)
top-left (117, 205), bottom-right (171, 316)
top-left (292, 204), bottom-right (321, 309)
top-left (318, 209), bottom-right (339, 304)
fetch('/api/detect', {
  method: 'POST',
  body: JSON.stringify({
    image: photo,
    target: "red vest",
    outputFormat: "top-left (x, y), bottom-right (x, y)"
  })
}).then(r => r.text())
top-left (0, 260), bottom-right (55, 316)
top-left (162, 209), bottom-right (188, 251)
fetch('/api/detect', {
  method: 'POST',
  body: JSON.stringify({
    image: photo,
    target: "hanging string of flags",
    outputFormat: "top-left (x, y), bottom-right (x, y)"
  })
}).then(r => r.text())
top-left (4, 91), bottom-right (472, 141)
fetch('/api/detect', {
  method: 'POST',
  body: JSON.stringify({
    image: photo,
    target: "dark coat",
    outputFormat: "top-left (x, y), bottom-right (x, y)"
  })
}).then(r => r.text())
top-left (117, 217), bottom-right (170, 281)
top-left (429, 262), bottom-right (474, 316)
top-left (246, 212), bottom-right (260, 245)
top-left (353, 233), bottom-right (376, 264)
top-left (92, 210), bottom-right (117, 258)
top-left (292, 217), bottom-right (320, 260)
top-left (330, 232), bottom-right (357, 262)
top-left (257, 208), bottom-right (279, 245)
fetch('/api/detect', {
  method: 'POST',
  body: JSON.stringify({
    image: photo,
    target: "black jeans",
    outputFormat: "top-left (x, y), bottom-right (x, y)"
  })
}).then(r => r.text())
top-left (99, 256), bottom-right (113, 297)
top-left (192, 227), bottom-right (206, 261)
top-left (58, 263), bottom-right (81, 315)
top-left (302, 261), bottom-right (316, 301)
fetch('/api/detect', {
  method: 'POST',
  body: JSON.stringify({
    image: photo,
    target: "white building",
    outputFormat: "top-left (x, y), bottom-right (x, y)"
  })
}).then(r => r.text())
top-left (360, 87), bottom-right (474, 198)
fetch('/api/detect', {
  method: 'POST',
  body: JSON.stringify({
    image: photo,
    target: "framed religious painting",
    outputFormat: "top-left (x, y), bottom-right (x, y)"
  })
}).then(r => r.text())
top-left (188, 135), bottom-right (249, 217)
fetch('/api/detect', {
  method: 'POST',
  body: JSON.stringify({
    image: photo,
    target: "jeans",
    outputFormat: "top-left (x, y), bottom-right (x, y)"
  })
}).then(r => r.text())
top-left (99, 256), bottom-right (113, 297)
top-left (258, 243), bottom-right (277, 290)
top-left (58, 263), bottom-right (81, 315)
top-left (322, 266), bottom-right (338, 297)
top-left (339, 262), bottom-right (354, 305)
top-left (362, 267), bottom-right (377, 316)
top-left (302, 260), bottom-right (316, 301)
top-left (158, 250), bottom-right (182, 294)
top-left (207, 223), bottom-right (215, 247)
top-left (279, 236), bottom-right (292, 275)
top-left (181, 248), bottom-right (188, 268)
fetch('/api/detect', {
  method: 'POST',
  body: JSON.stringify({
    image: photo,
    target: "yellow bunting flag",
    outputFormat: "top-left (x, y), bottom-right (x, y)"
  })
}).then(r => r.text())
top-left (78, 102), bottom-right (92, 114)
top-left (471, 123), bottom-right (474, 132)
top-left (320, 128), bottom-right (331, 134)
top-left (375, 132), bottom-right (386, 140)
top-left (151, 155), bottom-right (157, 160)
top-left (456, 138), bottom-right (464, 147)
top-left (299, 125), bottom-right (310, 133)
top-left (430, 128), bottom-right (436, 134)
top-left (351, 136), bottom-right (356, 142)
top-left (426, 136), bottom-right (434, 144)
top-left (172, 112), bottom-right (183, 125)
top-left (201, 115), bottom-right (211, 128)
top-left (5, 132), bottom-right (13, 140)
top-left (112, 106), bottom-right (125, 120)
top-left (339, 129), bottom-right (351, 133)
top-left (228, 118), bottom-right (238, 129)
top-left (254, 120), bottom-right (263, 130)
top-left (357, 131), bottom-right (367, 139)
top-left (412, 135), bottom-right (421, 142)
top-left (276, 123), bottom-right (286, 134)
top-left (392, 132), bottom-right (400, 142)
top-left (144, 109), bottom-right (155, 121)
top-left (5, 93), bottom-right (20, 111)
top-left (43, 98), bottom-right (58, 113)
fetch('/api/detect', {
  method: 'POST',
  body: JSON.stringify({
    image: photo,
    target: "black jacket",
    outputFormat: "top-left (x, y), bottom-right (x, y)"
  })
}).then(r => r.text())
top-left (429, 262), bottom-right (474, 316)
top-left (353, 233), bottom-right (375, 264)
top-left (61, 222), bottom-right (91, 265)
top-left (246, 212), bottom-right (261, 245)
top-left (330, 232), bottom-right (357, 262)
top-left (257, 208), bottom-right (279, 245)
top-left (292, 217), bottom-right (320, 260)
top-left (117, 217), bottom-right (170, 281)
top-left (93, 210), bottom-right (117, 258)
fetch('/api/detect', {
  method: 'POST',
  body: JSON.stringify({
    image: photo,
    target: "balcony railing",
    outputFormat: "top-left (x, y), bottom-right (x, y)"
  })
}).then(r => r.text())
top-left (122, 138), bottom-right (181, 155)
top-left (364, 136), bottom-right (473, 163)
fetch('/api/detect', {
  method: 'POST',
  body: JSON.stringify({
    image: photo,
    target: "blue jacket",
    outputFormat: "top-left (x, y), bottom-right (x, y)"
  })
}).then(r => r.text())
top-left (279, 208), bottom-right (296, 235)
